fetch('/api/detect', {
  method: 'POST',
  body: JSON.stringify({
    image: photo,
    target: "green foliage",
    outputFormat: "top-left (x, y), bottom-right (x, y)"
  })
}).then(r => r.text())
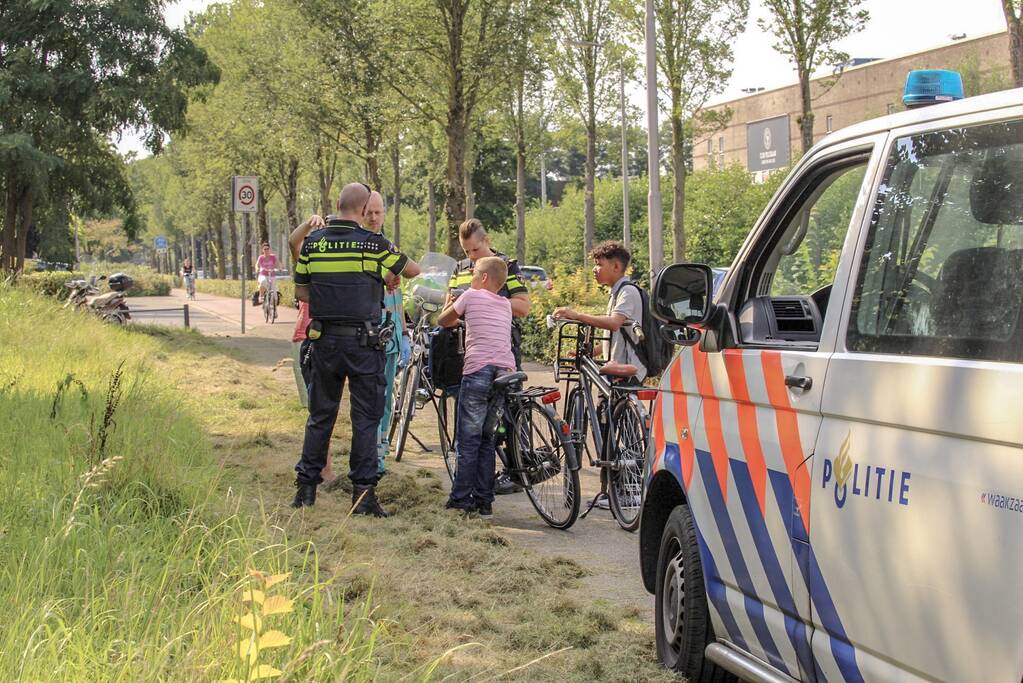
top-left (492, 163), bottom-right (786, 274)
top-left (517, 268), bottom-right (608, 363)
top-left (19, 267), bottom-right (174, 298)
top-left (0, 0), bottom-right (218, 269)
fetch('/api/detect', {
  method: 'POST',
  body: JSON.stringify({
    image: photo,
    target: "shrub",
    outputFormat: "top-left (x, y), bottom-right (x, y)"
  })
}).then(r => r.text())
top-left (19, 267), bottom-right (173, 298)
top-left (519, 267), bottom-right (608, 364)
top-left (194, 277), bottom-right (297, 308)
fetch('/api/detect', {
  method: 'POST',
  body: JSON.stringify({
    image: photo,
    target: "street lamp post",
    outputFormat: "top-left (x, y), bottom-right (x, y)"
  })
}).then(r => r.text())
top-left (645, 0), bottom-right (664, 274)
top-left (620, 61), bottom-right (630, 251)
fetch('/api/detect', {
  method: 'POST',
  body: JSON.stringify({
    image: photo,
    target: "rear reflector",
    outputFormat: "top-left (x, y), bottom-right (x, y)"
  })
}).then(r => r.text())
top-left (542, 391), bottom-right (561, 404)
top-left (636, 390), bottom-right (657, 401)
top-left (560, 421), bottom-right (570, 434)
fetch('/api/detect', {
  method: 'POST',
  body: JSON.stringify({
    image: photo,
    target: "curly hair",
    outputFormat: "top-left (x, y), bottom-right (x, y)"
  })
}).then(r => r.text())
top-left (589, 240), bottom-right (631, 269)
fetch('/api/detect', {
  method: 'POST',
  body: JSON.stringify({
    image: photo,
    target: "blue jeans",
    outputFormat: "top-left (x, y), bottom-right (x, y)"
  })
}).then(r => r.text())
top-left (448, 365), bottom-right (500, 509)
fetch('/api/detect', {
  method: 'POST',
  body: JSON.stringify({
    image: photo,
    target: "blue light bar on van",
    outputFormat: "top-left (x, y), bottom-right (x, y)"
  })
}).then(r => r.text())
top-left (902, 70), bottom-right (964, 108)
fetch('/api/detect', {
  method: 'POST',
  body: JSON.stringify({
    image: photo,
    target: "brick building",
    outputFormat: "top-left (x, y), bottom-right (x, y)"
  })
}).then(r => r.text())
top-left (694, 31), bottom-right (1013, 174)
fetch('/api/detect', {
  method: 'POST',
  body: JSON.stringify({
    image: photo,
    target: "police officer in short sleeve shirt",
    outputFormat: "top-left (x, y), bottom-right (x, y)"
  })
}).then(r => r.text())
top-left (291, 183), bottom-right (419, 516)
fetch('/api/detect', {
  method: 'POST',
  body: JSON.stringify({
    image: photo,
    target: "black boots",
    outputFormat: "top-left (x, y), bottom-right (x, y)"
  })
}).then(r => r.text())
top-left (352, 485), bottom-right (389, 518)
top-left (291, 481), bottom-right (317, 508)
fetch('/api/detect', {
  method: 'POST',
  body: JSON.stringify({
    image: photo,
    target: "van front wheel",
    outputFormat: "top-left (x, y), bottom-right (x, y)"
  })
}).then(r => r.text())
top-left (655, 504), bottom-right (732, 682)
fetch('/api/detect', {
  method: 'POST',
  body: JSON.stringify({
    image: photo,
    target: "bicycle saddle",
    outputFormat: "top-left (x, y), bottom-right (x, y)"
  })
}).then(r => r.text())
top-left (599, 363), bottom-right (639, 378)
top-left (493, 371), bottom-right (528, 389)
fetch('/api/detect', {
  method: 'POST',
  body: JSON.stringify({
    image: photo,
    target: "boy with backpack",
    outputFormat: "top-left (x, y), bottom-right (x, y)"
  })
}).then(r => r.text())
top-left (552, 241), bottom-right (650, 382)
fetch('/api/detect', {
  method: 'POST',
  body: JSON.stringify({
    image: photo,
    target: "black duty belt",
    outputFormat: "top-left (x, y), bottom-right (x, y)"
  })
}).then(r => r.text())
top-left (320, 321), bottom-right (369, 337)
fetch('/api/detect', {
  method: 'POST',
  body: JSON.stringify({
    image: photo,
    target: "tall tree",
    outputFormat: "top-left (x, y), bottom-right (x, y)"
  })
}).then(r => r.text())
top-left (362, 0), bottom-right (526, 255)
top-left (633, 0), bottom-right (747, 261)
top-left (0, 0), bottom-right (217, 271)
top-left (759, 0), bottom-right (868, 154)
top-left (1003, 2), bottom-right (1023, 88)
top-left (551, 0), bottom-right (626, 258)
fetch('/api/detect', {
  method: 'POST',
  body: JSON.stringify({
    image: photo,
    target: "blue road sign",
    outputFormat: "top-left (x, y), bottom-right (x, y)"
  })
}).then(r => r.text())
top-left (155, 236), bottom-right (168, 250)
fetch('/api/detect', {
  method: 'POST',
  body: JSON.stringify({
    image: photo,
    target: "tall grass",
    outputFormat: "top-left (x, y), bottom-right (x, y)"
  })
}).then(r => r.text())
top-left (0, 286), bottom-right (394, 681)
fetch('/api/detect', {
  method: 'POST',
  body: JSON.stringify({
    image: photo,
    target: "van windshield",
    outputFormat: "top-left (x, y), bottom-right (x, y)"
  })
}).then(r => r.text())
top-left (848, 119), bottom-right (1023, 362)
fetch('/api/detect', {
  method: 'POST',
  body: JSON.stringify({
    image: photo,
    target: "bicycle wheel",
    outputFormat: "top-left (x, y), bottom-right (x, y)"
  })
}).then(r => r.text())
top-left (435, 392), bottom-right (457, 483)
top-left (263, 294), bottom-right (271, 323)
top-left (514, 401), bottom-right (580, 530)
top-left (608, 397), bottom-right (647, 532)
top-left (564, 387), bottom-right (591, 464)
top-left (392, 366), bottom-right (420, 462)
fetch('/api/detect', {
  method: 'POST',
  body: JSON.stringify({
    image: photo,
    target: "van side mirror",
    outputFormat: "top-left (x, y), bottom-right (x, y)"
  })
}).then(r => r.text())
top-left (652, 264), bottom-right (714, 326)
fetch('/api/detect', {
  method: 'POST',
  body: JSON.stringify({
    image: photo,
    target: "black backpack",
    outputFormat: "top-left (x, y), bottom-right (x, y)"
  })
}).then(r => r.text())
top-left (618, 282), bottom-right (674, 378)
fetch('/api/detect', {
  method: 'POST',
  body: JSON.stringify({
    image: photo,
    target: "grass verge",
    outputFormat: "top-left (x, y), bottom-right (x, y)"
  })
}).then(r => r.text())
top-left (0, 285), bottom-right (673, 681)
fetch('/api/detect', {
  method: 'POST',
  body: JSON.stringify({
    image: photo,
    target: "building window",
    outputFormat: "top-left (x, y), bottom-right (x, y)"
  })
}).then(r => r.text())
top-left (707, 139), bottom-right (712, 155)
top-left (718, 136), bottom-right (724, 151)
top-left (826, 114), bottom-right (833, 133)
top-left (887, 103), bottom-right (896, 115)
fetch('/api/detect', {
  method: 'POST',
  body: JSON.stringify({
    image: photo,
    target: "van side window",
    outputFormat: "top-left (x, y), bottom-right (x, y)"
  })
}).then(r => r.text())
top-left (737, 156), bottom-right (868, 347)
top-left (847, 120), bottom-right (1023, 363)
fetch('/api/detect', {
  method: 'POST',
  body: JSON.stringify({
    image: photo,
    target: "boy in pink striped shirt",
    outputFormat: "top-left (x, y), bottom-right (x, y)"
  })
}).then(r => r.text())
top-left (437, 256), bottom-right (514, 518)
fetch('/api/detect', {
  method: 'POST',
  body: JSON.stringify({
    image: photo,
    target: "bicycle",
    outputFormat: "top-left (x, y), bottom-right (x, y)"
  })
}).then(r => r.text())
top-left (552, 319), bottom-right (654, 532)
top-left (261, 275), bottom-right (278, 324)
top-left (183, 272), bottom-right (196, 300)
top-left (484, 371), bottom-right (581, 530)
top-left (390, 290), bottom-right (460, 479)
top-left (390, 294), bottom-right (580, 529)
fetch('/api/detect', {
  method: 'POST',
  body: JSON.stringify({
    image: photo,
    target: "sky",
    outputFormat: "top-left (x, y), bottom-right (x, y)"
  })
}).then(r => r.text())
top-left (117, 0), bottom-right (1009, 155)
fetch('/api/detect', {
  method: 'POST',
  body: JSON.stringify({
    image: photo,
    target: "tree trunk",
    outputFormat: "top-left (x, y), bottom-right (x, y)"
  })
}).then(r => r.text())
top-left (391, 145), bottom-right (402, 246)
top-left (584, 120), bottom-right (596, 258)
top-left (427, 179), bottom-right (437, 253)
top-left (442, 2), bottom-right (467, 257)
top-left (317, 141), bottom-right (336, 216)
top-left (671, 111), bottom-right (686, 262)
top-left (365, 124), bottom-right (382, 190)
top-left (798, 70), bottom-right (814, 154)
top-left (2, 177), bottom-right (19, 272)
top-left (464, 163), bottom-right (475, 219)
top-left (15, 187), bottom-right (34, 272)
top-left (284, 156), bottom-right (299, 230)
top-left (215, 218), bottom-right (227, 279)
top-left (444, 115), bottom-right (468, 257)
top-left (515, 102), bottom-right (527, 265)
top-left (243, 212), bottom-right (253, 279)
top-left (228, 210), bottom-right (239, 280)
top-left (201, 230), bottom-right (210, 278)
top-left (1004, 1), bottom-right (1023, 87)
top-left (257, 190), bottom-right (270, 245)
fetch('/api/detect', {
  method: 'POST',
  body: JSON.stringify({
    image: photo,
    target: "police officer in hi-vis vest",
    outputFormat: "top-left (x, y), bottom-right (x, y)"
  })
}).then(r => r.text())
top-left (291, 182), bottom-right (420, 516)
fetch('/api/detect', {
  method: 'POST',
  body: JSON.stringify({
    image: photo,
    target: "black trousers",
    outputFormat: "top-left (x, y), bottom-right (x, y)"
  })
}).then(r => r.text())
top-left (295, 334), bottom-right (385, 487)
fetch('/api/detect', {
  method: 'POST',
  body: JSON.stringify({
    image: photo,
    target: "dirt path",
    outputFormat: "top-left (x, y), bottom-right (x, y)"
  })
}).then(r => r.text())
top-left (131, 291), bottom-right (655, 619)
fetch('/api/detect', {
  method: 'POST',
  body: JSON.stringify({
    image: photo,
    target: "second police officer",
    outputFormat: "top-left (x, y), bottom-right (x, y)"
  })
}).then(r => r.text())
top-left (291, 182), bottom-right (420, 516)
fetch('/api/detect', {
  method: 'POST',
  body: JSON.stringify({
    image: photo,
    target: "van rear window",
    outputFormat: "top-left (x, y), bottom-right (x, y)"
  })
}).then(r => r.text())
top-left (847, 119), bottom-right (1023, 363)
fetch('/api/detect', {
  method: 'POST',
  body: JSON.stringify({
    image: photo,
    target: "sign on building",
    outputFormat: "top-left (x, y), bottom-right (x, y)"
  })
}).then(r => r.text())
top-left (154, 236), bottom-right (168, 252)
top-left (231, 176), bottom-right (259, 213)
top-left (747, 115), bottom-right (790, 172)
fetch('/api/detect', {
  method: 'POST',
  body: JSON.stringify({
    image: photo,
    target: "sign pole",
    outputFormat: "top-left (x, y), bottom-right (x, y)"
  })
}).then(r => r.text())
top-left (241, 212), bottom-right (247, 334)
top-left (645, 0), bottom-right (664, 274)
top-left (231, 175), bottom-right (258, 334)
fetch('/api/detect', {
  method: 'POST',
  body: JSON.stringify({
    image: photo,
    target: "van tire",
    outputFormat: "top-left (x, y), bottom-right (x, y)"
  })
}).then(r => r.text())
top-left (655, 504), bottom-right (734, 682)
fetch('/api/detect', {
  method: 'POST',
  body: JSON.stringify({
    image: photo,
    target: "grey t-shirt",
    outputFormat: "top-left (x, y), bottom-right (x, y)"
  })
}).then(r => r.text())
top-left (606, 278), bottom-right (647, 381)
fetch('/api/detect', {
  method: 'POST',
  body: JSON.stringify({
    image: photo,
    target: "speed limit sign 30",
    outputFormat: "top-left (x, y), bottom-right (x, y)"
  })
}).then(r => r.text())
top-left (231, 176), bottom-right (259, 213)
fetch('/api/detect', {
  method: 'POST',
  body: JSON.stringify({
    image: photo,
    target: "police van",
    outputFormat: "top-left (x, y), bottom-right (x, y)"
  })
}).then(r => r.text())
top-left (639, 71), bottom-right (1023, 683)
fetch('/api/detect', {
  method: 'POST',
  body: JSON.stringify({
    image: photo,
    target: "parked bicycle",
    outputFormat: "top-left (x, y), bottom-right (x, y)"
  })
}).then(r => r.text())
top-left (183, 272), bottom-right (196, 300)
top-left (552, 319), bottom-right (654, 532)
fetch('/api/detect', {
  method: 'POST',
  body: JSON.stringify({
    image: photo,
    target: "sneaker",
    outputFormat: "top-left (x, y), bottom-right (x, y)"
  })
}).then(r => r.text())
top-left (494, 473), bottom-right (523, 495)
top-left (595, 497), bottom-right (611, 510)
top-left (475, 501), bottom-right (493, 519)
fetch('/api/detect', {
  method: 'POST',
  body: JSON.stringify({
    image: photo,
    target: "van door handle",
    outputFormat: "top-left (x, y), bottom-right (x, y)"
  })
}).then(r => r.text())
top-left (785, 375), bottom-right (813, 391)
